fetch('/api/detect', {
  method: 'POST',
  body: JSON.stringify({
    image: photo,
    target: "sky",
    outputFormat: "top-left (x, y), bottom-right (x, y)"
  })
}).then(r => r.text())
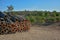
top-left (0, 0), bottom-right (60, 12)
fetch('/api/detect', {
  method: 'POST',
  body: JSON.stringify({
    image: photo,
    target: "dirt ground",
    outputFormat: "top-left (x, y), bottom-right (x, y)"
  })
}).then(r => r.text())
top-left (0, 25), bottom-right (60, 40)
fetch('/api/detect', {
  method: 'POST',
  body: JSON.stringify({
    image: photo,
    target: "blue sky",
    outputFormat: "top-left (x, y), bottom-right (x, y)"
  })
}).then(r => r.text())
top-left (0, 0), bottom-right (60, 11)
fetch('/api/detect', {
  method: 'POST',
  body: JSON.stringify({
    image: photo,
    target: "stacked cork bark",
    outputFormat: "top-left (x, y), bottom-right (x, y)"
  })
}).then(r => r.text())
top-left (0, 20), bottom-right (30, 35)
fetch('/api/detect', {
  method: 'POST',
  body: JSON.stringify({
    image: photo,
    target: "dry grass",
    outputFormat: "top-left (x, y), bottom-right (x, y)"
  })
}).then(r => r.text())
top-left (0, 25), bottom-right (60, 40)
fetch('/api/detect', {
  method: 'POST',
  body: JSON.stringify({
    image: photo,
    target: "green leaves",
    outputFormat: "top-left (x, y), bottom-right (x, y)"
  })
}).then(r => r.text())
top-left (25, 11), bottom-right (60, 24)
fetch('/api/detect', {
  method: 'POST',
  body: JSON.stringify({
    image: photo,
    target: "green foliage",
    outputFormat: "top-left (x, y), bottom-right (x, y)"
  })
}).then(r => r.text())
top-left (25, 11), bottom-right (60, 24)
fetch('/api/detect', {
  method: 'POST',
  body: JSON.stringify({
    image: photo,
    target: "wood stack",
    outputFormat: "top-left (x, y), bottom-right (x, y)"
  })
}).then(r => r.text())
top-left (0, 20), bottom-right (31, 35)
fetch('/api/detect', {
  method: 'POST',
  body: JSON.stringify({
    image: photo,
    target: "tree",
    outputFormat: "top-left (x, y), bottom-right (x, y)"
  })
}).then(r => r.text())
top-left (7, 5), bottom-right (14, 12)
top-left (7, 5), bottom-right (14, 15)
top-left (52, 10), bottom-right (57, 17)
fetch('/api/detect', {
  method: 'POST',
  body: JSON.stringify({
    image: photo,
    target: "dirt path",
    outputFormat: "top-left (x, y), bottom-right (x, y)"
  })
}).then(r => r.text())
top-left (0, 26), bottom-right (60, 40)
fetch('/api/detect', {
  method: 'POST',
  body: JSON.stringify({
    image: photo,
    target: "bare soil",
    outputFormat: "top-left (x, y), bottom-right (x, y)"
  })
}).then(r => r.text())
top-left (0, 25), bottom-right (60, 40)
